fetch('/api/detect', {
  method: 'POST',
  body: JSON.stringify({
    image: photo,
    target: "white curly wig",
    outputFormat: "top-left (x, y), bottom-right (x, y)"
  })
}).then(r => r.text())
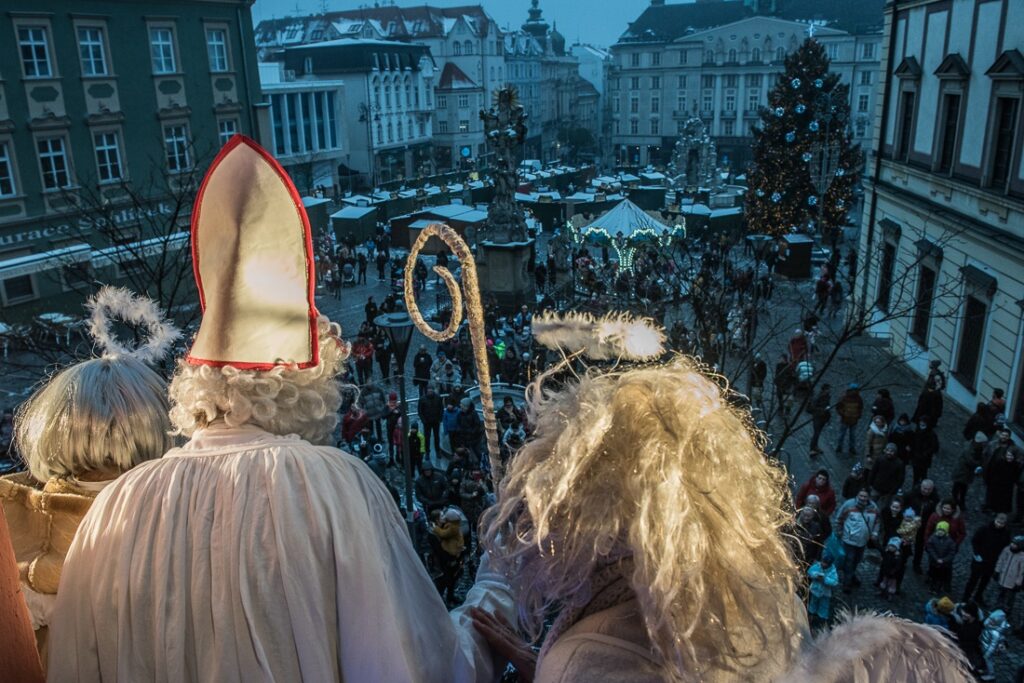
top-left (480, 356), bottom-right (802, 681)
top-left (168, 316), bottom-right (350, 445)
top-left (15, 356), bottom-right (172, 483)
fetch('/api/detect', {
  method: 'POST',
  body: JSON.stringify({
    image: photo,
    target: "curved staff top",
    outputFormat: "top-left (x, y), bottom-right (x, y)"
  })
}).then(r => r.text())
top-left (187, 134), bottom-right (320, 370)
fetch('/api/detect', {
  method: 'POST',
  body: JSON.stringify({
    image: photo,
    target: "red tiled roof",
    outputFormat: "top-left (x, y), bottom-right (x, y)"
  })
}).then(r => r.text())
top-left (437, 62), bottom-right (479, 90)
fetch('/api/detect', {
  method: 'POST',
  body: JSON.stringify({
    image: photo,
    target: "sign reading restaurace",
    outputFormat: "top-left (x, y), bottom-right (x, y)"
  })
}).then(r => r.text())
top-left (0, 201), bottom-right (182, 248)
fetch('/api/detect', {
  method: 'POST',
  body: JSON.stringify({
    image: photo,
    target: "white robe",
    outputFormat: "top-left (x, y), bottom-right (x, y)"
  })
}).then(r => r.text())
top-left (47, 424), bottom-right (512, 682)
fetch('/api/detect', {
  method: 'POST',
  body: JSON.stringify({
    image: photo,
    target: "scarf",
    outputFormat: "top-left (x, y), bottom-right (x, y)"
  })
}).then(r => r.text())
top-left (870, 422), bottom-right (888, 437)
top-left (539, 555), bottom-right (636, 663)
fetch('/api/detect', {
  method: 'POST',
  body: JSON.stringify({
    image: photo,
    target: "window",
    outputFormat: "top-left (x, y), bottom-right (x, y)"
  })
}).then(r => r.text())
top-left (856, 120), bottom-right (867, 137)
top-left (705, 50), bottom-right (715, 64)
top-left (1, 250), bottom-right (36, 304)
top-left (93, 132), bottom-right (122, 183)
top-left (458, 119), bottom-right (469, 133)
top-left (860, 71), bottom-right (873, 86)
top-left (77, 27), bottom-right (108, 76)
top-left (163, 124), bottom-right (191, 172)
top-left (724, 91), bottom-right (736, 112)
top-left (936, 93), bottom-right (961, 173)
top-left (463, 40), bottom-right (472, 55)
top-left (677, 75), bottom-right (687, 89)
top-left (910, 265), bottom-right (936, 345)
top-left (702, 91), bottom-right (713, 112)
top-left (677, 93), bottom-right (686, 112)
top-left (988, 97), bottom-right (1019, 189)
top-left (0, 143), bottom-right (16, 197)
top-left (679, 51), bottom-right (687, 65)
top-left (861, 43), bottom-right (876, 60)
top-left (876, 242), bottom-right (896, 312)
top-left (18, 26), bottom-right (52, 78)
top-left (702, 75), bottom-right (715, 89)
top-left (457, 94), bottom-right (469, 109)
top-left (630, 96), bottom-right (639, 114)
top-left (437, 95), bottom-right (447, 108)
top-left (438, 120), bottom-right (448, 134)
top-left (37, 137), bottom-right (70, 190)
top-left (858, 94), bottom-right (870, 113)
top-left (149, 27), bottom-right (176, 74)
top-left (724, 75), bottom-right (738, 88)
top-left (614, 120), bottom-right (621, 135)
top-left (955, 294), bottom-right (988, 389)
top-left (776, 47), bottom-right (785, 62)
top-left (896, 90), bottom-right (915, 159)
top-left (630, 76), bottom-right (640, 90)
top-left (747, 89), bottom-right (760, 111)
top-left (651, 96), bottom-right (660, 113)
top-left (206, 28), bottom-right (229, 72)
top-left (651, 52), bottom-right (660, 66)
top-left (745, 74), bottom-right (762, 87)
top-left (728, 49), bottom-right (737, 63)
top-left (218, 119), bottom-right (238, 146)
top-left (650, 119), bottom-right (659, 135)
top-left (397, 120), bottom-right (403, 141)
top-left (826, 44), bottom-right (839, 60)
top-left (613, 97), bottom-right (620, 113)
top-left (676, 120), bottom-right (686, 134)
top-left (751, 48), bottom-right (761, 63)
top-left (630, 53), bottom-right (640, 67)
top-left (453, 42), bottom-right (461, 56)
top-left (723, 119), bottom-right (735, 136)
top-left (651, 76), bottom-right (661, 89)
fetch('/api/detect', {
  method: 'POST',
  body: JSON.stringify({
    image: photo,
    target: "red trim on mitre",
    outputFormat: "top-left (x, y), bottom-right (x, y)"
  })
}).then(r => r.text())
top-left (187, 134), bottom-right (321, 370)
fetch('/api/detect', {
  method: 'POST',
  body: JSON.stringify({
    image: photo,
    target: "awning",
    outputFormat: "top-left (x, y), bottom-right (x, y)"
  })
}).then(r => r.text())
top-left (0, 243), bottom-right (92, 279)
top-left (91, 231), bottom-right (189, 268)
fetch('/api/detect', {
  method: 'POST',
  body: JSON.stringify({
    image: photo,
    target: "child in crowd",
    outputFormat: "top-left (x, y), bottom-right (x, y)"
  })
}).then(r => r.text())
top-left (807, 554), bottom-right (839, 629)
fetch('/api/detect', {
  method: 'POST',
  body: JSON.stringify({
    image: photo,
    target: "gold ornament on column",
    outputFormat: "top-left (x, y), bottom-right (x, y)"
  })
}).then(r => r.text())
top-left (404, 223), bottom-right (502, 482)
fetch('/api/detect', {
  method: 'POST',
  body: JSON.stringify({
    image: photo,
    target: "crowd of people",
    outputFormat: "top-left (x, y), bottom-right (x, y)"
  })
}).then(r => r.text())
top-left (790, 364), bottom-right (1022, 680)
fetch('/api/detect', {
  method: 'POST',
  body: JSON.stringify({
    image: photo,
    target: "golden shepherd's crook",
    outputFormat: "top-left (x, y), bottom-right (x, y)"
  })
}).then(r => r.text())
top-left (403, 223), bottom-right (502, 483)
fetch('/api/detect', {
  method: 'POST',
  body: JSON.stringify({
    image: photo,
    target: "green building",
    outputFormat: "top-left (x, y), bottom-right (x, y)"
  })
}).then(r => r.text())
top-left (0, 0), bottom-right (267, 322)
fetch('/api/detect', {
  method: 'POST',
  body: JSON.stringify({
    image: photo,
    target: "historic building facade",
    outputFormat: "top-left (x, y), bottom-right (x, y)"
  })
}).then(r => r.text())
top-left (0, 0), bottom-right (265, 317)
top-left (278, 40), bottom-right (434, 186)
top-left (255, 5), bottom-right (504, 172)
top-left (857, 0), bottom-right (1024, 428)
top-left (608, 0), bottom-right (884, 169)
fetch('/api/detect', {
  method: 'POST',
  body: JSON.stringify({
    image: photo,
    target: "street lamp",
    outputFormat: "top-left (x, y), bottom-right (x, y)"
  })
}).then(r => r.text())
top-left (374, 311), bottom-right (416, 538)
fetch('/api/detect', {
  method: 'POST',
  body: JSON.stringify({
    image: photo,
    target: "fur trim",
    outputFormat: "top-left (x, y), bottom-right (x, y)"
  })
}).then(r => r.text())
top-left (786, 611), bottom-right (974, 683)
top-left (86, 286), bottom-right (180, 364)
top-left (532, 312), bottom-right (665, 361)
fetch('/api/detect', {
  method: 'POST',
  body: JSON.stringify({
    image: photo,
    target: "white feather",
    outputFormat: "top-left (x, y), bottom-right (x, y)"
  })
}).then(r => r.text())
top-left (86, 286), bottom-right (181, 364)
top-left (532, 312), bottom-right (665, 361)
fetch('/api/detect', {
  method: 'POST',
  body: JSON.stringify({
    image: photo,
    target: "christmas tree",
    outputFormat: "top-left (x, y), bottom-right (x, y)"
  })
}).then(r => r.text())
top-left (746, 39), bottom-right (861, 244)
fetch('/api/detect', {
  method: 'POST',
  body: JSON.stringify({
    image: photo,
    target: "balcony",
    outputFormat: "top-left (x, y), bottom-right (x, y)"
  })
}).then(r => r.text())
top-left (672, 110), bottom-right (689, 120)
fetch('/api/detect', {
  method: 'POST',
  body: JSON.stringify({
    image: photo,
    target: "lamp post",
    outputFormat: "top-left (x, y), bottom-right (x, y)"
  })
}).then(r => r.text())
top-left (374, 311), bottom-right (416, 538)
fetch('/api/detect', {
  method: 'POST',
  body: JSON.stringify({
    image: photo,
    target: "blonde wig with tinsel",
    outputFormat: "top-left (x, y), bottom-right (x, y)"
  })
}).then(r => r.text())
top-left (480, 356), bottom-right (802, 681)
top-left (168, 316), bottom-right (350, 445)
top-left (15, 357), bottom-right (172, 483)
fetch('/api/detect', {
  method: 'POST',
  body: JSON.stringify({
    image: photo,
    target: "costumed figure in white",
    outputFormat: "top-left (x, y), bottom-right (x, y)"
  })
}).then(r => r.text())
top-left (0, 287), bottom-right (177, 672)
top-left (471, 311), bottom-right (975, 683)
top-left (47, 136), bottom-right (512, 682)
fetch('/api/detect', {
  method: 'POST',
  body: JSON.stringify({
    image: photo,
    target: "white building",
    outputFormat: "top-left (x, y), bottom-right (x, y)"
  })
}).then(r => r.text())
top-left (857, 0), bottom-right (1024, 426)
top-left (280, 39), bottom-right (435, 186)
top-left (258, 62), bottom-right (346, 194)
top-left (609, 0), bottom-right (884, 169)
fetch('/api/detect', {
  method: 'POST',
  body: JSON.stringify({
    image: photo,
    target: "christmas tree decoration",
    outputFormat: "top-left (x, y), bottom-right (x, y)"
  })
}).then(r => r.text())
top-left (744, 38), bottom-right (862, 241)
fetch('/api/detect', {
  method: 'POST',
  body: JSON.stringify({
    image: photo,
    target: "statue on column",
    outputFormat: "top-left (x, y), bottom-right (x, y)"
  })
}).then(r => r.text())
top-left (479, 87), bottom-right (529, 243)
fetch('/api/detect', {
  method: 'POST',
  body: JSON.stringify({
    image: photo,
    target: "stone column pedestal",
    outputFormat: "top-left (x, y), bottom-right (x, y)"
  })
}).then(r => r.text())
top-left (476, 239), bottom-right (536, 312)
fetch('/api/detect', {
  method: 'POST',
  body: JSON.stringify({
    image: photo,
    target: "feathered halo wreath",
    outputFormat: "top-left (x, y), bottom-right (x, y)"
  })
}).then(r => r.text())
top-left (531, 311), bottom-right (666, 362)
top-left (86, 286), bottom-right (180, 364)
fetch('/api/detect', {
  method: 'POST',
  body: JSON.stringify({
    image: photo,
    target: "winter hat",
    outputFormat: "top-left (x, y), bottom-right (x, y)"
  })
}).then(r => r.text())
top-left (887, 537), bottom-right (902, 549)
top-left (935, 521), bottom-right (950, 534)
top-left (460, 398), bottom-right (473, 410)
top-left (1013, 535), bottom-right (1024, 546)
top-left (848, 382), bottom-right (858, 390)
top-left (903, 508), bottom-right (917, 518)
top-left (936, 597), bottom-right (955, 615)
top-left (388, 392), bottom-right (398, 401)
top-left (974, 431), bottom-right (989, 443)
top-left (851, 462), bottom-right (864, 475)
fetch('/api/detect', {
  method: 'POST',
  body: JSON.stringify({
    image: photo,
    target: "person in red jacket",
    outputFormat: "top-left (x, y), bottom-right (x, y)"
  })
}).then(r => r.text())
top-left (341, 403), bottom-right (369, 444)
top-left (796, 469), bottom-right (837, 518)
top-left (924, 500), bottom-right (967, 547)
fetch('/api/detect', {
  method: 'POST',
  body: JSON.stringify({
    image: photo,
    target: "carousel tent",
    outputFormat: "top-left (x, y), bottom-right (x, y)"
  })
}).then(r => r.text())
top-left (581, 198), bottom-right (671, 240)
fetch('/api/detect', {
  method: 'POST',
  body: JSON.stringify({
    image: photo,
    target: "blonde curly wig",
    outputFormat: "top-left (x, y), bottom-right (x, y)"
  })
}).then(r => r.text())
top-left (15, 356), bottom-right (172, 483)
top-left (168, 316), bottom-right (350, 445)
top-left (480, 356), bottom-right (802, 680)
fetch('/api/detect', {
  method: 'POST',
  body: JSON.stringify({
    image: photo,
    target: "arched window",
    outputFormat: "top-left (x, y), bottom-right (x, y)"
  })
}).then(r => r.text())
top-left (728, 49), bottom-right (737, 63)
top-left (751, 48), bottom-right (761, 63)
top-left (453, 41), bottom-right (461, 56)
top-left (372, 77), bottom-right (381, 108)
top-left (397, 119), bottom-right (403, 141)
top-left (464, 40), bottom-right (473, 55)
top-left (405, 77), bottom-right (412, 108)
top-left (776, 46), bottom-right (785, 62)
top-left (386, 121), bottom-right (393, 143)
top-left (376, 122), bottom-right (383, 144)
top-left (384, 79), bottom-right (392, 108)
top-left (705, 49), bottom-right (714, 63)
